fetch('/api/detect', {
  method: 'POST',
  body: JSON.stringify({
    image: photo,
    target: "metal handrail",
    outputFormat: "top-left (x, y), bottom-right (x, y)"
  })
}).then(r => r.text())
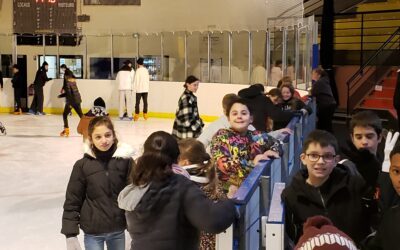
top-left (346, 27), bottom-right (400, 115)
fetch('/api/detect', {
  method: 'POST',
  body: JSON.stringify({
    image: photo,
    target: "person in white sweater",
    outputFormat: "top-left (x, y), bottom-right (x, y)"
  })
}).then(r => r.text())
top-left (116, 61), bottom-right (134, 120)
top-left (133, 58), bottom-right (150, 121)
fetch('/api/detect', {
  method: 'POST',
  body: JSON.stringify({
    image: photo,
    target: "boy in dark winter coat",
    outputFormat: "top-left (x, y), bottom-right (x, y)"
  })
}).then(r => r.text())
top-left (11, 64), bottom-right (24, 114)
top-left (238, 84), bottom-right (295, 131)
top-left (29, 61), bottom-right (51, 115)
top-left (282, 130), bottom-right (379, 246)
top-left (365, 144), bottom-right (400, 250)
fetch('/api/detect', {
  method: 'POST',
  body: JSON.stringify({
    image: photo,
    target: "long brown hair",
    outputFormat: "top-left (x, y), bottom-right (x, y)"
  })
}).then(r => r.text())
top-left (130, 131), bottom-right (179, 186)
top-left (178, 138), bottom-right (217, 191)
top-left (88, 116), bottom-right (118, 145)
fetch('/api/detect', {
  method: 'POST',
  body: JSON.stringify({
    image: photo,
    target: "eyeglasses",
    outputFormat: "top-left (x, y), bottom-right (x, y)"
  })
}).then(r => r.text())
top-left (306, 153), bottom-right (336, 163)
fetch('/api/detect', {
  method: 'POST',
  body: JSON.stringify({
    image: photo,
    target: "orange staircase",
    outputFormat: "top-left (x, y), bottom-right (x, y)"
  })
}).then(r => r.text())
top-left (361, 69), bottom-right (397, 119)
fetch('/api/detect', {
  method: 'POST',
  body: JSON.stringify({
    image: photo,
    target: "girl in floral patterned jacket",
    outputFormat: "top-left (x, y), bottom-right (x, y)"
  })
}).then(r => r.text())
top-left (210, 98), bottom-right (282, 197)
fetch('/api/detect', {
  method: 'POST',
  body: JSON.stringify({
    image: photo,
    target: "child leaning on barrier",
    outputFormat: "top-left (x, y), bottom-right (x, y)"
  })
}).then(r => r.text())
top-left (210, 98), bottom-right (283, 198)
top-left (364, 143), bottom-right (400, 250)
top-left (178, 138), bottom-right (226, 250)
top-left (281, 130), bottom-right (379, 247)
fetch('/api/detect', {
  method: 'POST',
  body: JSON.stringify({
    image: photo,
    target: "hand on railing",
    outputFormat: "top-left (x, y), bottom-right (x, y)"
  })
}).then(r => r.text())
top-left (227, 185), bottom-right (238, 199)
top-left (253, 150), bottom-right (280, 166)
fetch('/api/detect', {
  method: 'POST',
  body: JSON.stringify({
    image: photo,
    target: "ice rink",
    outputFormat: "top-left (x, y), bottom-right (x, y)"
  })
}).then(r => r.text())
top-left (0, 114), bottom-right (175, 250)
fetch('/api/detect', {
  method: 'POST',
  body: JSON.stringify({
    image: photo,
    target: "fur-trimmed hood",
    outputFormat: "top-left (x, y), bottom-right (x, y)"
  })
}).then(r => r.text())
top-left (83, 141), bottom-right (136, 159)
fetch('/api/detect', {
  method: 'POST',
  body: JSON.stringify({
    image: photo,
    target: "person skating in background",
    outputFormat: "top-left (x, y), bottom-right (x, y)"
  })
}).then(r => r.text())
top-left (116, 61), bottom-right (134, 120)
top-left (11, 64), bottom-right (24, 115)
top-left (59, 70), bottom-right (83, 137)
top-left (77, 97), bottom-right (109, 141)
top-left (118, 131), bottom-right (235, 250)
top-left (29, 61), bottom-right (51, 115)
top-left (133, 57), bottom-right (150, 121)
top-left (172, 75), bottom-right (204, 140)
top-left (62, 116), bottom-right (135, 250)
top-left (311, 67), bottom-right (337, 133)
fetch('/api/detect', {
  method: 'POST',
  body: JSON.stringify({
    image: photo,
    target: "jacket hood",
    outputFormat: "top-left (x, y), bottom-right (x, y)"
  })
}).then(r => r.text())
top-left (238, 85), bottom-right (264, 98)
top-left (83, 142), bottom-right (136, 159)
top-left (118, 184), bottom-right (150, 212)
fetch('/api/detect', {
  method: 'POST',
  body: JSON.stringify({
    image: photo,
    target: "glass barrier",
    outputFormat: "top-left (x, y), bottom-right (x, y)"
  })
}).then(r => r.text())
top-left (285, 28), bottom-right (296, 84)
top-left (139, 33), bottom-right (161, 81)
top-left (269, 28), bottom-right (283, 86)
top-left (87, 34), bottom-right (112, 79)
top-left (112, 34), bottom-right (138, 76)
top-left (163, 32), bottom-right (186, 82)
top-left (232, 31), bottom-right (250, 84)
top-left (58, 35), bottom-right (87, 79)
top-left (210, 32), bottom-right (229, 83)
top-left (187, 32), bottom-right (208, 82)
top-left (0, 34), bottom-right (14, 77)
top-left (251, 31), bottom-right (267, 85)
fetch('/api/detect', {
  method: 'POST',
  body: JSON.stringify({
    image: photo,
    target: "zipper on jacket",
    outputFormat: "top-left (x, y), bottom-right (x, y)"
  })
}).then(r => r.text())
top-left (318, 188), bottom-right (328, 215)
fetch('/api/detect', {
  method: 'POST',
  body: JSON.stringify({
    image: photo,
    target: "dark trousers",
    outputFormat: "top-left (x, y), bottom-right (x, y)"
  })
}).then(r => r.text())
top-left (63, 102), bottom-right (83, 128)
top-left (135, 92), bottom-right (148, 114)
top-left (14, 87), bottom-right (22, 110)
top-left (30, 85), bottom-right (44, 113)
top-left (316, 104), bottom-right (336, 133)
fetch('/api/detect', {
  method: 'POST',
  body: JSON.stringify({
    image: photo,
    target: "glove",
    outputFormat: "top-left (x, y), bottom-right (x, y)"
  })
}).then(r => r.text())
top-left (66, 237), bottom-right (82, 250)
top-left (341, 141), bottom-right (380, 187)
top-left (382, 131), bottom-right (399, 172)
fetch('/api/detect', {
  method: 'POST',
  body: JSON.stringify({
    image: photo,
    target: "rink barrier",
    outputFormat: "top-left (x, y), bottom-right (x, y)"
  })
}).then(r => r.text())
top-left (215, 98), bottom-right (316, 250)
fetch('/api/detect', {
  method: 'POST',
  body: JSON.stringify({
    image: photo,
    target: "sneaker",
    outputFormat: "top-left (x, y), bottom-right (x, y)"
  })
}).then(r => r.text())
top-left (36, 112), bottom-right (46, 116)
top-left (128, 117), bottom-right (133, 121)
top-left (27, 109), bottom-right (35, 115)
top-left (143, 113), bottom-right (148, 120)
top-left (60, 128), bottom-right (70, 137)
top-left (133, 114), bottom-right (140, 121)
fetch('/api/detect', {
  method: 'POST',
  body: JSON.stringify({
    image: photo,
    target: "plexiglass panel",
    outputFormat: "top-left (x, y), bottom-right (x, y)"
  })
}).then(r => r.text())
top-left (251, 31), bottom-right (267, 84)
top-left (87, 35), bottom-right (112, 79)
top-left (0, 34), bottom-right (14, 77)
top-left (139, 34), bottom-right (161, 81)
top-left (187, 32), bottom-right (208, 82)
top-left (232, 31), bottom-right (249, 84)
top-left (210, 32), bottom-right (229, 83)
top-left (269, 28), bottom-right (283, 86)
top-left (163, 32), bottom-right (186, 82)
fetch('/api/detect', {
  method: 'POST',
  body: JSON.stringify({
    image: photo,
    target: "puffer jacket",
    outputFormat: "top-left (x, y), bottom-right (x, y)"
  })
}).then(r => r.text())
top-left (65, 78), bottom-right (82, 105)
top-left (118, 174), bottom-right (236, 250)
top-left (61, 142), bottom-right (135, 236)
top-left (282, 165), bottom-right (372, 246)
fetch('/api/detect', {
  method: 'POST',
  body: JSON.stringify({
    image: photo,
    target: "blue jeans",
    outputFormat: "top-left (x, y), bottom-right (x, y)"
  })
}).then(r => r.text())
top-left (84, 230), bottom-right (125, 250)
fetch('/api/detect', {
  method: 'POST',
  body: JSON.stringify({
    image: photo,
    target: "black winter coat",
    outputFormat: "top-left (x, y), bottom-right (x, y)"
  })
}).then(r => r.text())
top-left (238, 85), bottom-right (294, 131)
top-left (33, 67), bottom-right (50, 87)
top-left (120, 174), bottom-right (236, 250)
top-left (365, 202), bottom-right (400, 250)
top-left (281, 165), bottom-right (372, 246)
top-left (11, 72), bottom-right (24, 89)
top-left (65, 78), bottom-right (82, 105)
top-left (393, 70), bottom-right (400, 110)
top-left (61, 143), bottom-right (134, 236)
top-left (311, 76), bottom-right (337, 108)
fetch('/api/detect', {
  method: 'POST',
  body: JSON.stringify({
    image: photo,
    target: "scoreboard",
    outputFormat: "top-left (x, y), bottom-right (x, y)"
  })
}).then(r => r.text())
top-left (13, 0), bottom-right (77, 34)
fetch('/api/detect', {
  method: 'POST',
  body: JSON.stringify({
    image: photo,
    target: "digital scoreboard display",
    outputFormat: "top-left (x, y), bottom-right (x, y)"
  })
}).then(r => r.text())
top-left (13, 0), bottom-right (77, 34)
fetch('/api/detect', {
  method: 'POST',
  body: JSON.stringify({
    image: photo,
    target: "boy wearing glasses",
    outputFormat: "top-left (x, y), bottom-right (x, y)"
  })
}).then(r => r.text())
top-left (282, 130), bottom-right (378, 246)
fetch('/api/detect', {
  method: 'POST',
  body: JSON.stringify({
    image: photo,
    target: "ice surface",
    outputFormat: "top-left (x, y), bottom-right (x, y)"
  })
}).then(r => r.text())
top-left (0, 114), bottom-right (175, 250)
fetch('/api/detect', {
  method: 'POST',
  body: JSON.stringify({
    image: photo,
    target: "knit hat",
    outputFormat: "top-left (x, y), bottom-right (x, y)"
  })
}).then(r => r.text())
top-left (93, 97), bottom-right (106, 108)
top-left (295, 216), bottom-right (357, 250)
